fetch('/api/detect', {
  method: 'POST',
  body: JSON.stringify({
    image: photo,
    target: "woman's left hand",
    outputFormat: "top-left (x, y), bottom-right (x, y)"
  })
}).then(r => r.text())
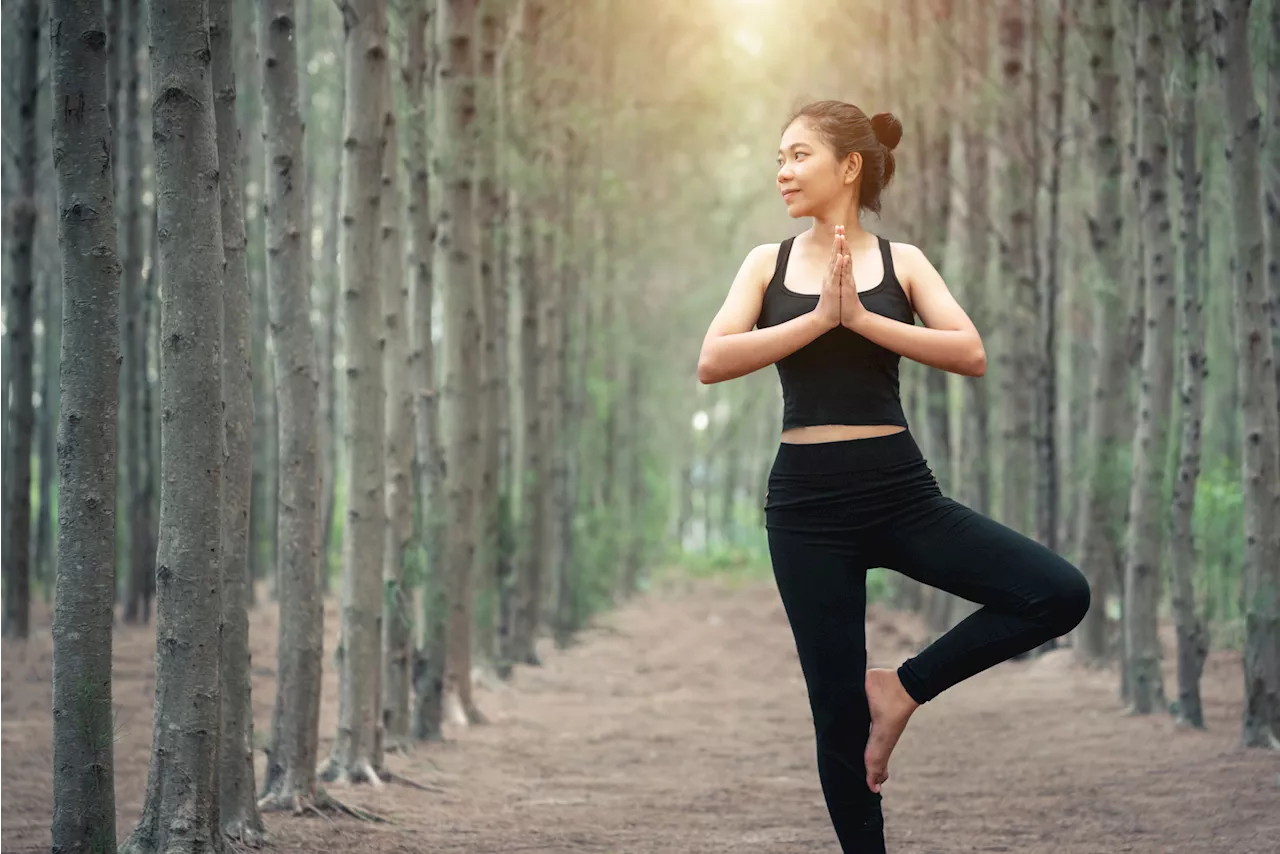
top-left (840, 248), bottom-right (868, 331)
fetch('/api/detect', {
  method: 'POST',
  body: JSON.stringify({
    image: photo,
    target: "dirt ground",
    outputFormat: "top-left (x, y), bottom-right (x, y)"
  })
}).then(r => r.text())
top-left (3, 575), bottom-right (1278, 854)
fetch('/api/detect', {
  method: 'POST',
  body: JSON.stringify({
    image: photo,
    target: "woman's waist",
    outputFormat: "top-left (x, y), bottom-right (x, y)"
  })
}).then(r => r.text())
top-left (780, 423), bottom-right (906, 445)
top-left (769, 427), bottom-right (926, 476)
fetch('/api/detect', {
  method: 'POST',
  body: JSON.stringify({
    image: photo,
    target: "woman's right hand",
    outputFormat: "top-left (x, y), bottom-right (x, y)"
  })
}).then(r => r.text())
top-left (814, 226), bottom-right (845, 330)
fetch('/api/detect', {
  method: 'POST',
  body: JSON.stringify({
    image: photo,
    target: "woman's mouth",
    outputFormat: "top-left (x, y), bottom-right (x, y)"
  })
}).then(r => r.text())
top-left (782, 189), bottom-right (800, 201)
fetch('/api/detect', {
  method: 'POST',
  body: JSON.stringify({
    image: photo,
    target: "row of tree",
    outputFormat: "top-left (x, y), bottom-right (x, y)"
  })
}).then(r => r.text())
top-left (13, 0), bottom-right (699, 849)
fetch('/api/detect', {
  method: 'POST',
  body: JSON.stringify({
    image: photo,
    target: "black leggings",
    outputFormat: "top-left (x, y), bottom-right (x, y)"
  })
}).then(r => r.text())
top-left (764, 431), bottom-right (1090, 853)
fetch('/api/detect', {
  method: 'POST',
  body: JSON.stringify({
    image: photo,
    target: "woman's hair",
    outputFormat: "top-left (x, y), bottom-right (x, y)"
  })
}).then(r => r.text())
top-left (784, 100), bottom-right (902, 214)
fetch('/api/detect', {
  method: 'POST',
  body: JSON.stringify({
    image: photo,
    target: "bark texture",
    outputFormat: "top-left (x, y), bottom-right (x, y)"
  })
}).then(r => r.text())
top-left (1168, 0), bottom-right (1209, 730)
top-left (120, 0), bottom-right (154, 626)
top-left (1073, 0), bottom-right (1127, 668)
top-left (256, 0), bottom-right (327, 807)
top-left (323, 0), bottom-right (390, 783)
top-left (211, 0), bottom-right (265, 842)
top-left (437, 0), bottom-right (484, 728)
top-left (1123, 0), bottom-right (1175, 716)
top-left (380, 39), bottom-right (414, 757)
top-left (406, 0), bottom-right (448, 743)
top-left (122, 0), bottom-right (227, 849)
top-left (997, 0), bottom-right (1034, 537)
top-left (3, 0), bottom-right (41, 640)
top-left (49, 0), bottom-right (120, 848)
top-left (1213, 0), bottom-right (1280, 749)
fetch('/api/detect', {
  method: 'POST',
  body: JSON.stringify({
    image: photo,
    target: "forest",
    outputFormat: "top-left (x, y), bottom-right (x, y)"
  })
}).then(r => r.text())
top-left (1, 0), bottom-right (1277, 852)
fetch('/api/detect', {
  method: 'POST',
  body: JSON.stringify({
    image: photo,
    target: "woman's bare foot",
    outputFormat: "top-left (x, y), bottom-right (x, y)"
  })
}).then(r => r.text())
top-left (864, 667), bottom-right (920, 794)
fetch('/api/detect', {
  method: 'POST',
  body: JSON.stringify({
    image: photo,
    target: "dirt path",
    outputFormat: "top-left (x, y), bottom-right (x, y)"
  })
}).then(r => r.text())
top-left (3, 576), bottom-right (1277, 853)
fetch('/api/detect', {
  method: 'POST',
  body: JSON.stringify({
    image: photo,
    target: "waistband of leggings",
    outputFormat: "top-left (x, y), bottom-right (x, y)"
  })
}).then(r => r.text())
top-left (771, 429), bottom-right (925, 476)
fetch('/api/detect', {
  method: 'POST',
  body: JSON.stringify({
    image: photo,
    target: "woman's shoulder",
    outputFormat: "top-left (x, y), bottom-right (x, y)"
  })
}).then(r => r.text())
top-left (884, 239), bottom-right (930, 303)
top-left (739, 240), bottom-right (787, 289)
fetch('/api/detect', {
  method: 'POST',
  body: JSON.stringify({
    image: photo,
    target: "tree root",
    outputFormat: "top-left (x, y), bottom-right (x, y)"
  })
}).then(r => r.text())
top-left (379, 771), bottom-right (445, 793)
top-left (257, 788), bottom-right (388, 824)
top-left (221, 816), bottom-right (269, 849)
top-left (318, 757), bottom-right (386, 789)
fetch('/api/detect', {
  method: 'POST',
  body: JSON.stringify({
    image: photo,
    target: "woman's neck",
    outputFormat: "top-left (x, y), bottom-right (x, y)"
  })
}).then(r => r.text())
top-left (808, 198), bottom-right (870, 248)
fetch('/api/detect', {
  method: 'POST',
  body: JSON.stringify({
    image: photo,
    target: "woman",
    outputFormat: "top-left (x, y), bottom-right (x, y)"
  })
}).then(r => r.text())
top-left (696, 100), bottom-right (1091, 852)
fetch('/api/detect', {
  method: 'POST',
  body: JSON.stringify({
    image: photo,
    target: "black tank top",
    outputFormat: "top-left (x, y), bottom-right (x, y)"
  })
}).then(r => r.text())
top-left (756, 235), bottom-right (915, 431)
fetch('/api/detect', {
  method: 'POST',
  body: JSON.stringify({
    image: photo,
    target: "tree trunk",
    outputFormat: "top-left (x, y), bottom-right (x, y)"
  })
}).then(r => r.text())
top-left (1268, 0), bottom-right (1280, 413)
top-left (406, 0), bottom-right (448, 742)
top-left (997, 0), bottom-right (1034, 538)
top-left (1037, 0), bottom-right (1068, 555)
top-left (210, 0), bottom-right (264, 842)
top-left (2, 0), bottom-right (41, 640)
top-left (319, 104), bottom-right (343, 597)
top-left (120, 0), bottom-right (153, 626)
top-left (538, 227), bottom-right (564, 627)
top-left (122, 0), bottom-right (226, 847)
top-left (492, 1), bottom-right (518, 680)
top-left (49, 0), bottom-right (120, 847)
top-left (1073, 0), bottom-right (1128, 668)
top-left (437, 0), bottom-right (485, 729)
top-left (323, 0), bottom-right (389, 784)
top-left (1121, 0), bottom-right (1175, 716)
top-left (960, 1), bottom-right (992, 519)
top-left (1168, 0), bottom-right (1209, 730)
top-left (507, 0), bottom-right (547, 665)
top-left (35, 264), bottom-right (61, 600)
top-left (1213, 0), bottom-right (1280, 749)
top-left (379, 35), bottom-right (415, 758)
top-left (473, 1), bottom-right (504, 676)
top-left (256, 0), bottom-right (327, 812)
top-left (513, 198), bottom-right (546, 667)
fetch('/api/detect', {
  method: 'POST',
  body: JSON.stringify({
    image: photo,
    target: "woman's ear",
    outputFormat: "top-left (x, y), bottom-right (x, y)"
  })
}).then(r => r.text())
top-left (844, 152), bottom-right (862, 186)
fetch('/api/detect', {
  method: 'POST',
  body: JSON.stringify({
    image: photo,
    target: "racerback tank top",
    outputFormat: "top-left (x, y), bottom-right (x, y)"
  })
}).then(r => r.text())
top-left (756, 235), bottom-right (916, 431)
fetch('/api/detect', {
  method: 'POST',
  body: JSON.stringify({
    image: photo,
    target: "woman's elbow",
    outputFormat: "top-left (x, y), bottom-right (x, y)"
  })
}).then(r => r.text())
top-left (965, 343), bottom-right (987, 377)
top-left (697, 351), bottom-right (722, 384)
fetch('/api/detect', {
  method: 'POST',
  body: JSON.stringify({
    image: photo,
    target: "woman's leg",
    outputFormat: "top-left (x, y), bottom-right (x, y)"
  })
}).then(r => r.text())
top-left (859, 496), bottom-right (1092, 791)
top-left (767, 526), bottom-right (885, 854)
top-left (884, 497), bottom-right (1092, 704)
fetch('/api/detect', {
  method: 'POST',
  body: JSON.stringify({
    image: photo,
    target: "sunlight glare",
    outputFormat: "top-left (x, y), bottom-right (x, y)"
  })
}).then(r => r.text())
top-left (733, 27), bottom-right (764, 58)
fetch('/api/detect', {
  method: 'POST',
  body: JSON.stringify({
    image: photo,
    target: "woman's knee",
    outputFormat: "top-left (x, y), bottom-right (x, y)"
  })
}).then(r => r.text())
top-left (1040, 560), bottom-right (1091, 635)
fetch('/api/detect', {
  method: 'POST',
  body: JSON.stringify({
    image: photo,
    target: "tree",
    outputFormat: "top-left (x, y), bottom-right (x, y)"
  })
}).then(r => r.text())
top-left (1213, 0), bottom-right (1280, 749)
top-left (211, 0), bottom-right (265, 841)
top-left (323, 0), bottom-right (389, 783)
top-left (1122, 0), bottom-right (1175, 715)
top-left (121, 0), bottom-right (227, 848)
top-left (379, 17), bottom-right (415, 756)
top-left (2, 0), bottom-right (41, 640)
top-left (49, 0), bottom-right (120, 847)
top-left (119, 0), bottom-right (154, 627)
top-left (406, 0), bottom-right (449, 743)
top-left (257, 0), bottom-right (328, 809)
top-left (1167, 0), bottom-right (1209, 730)
top-left (437, 0), bottom-right (485, 727)
top-left (510, 0), bottom-right (549, 671)
top-left (997, 0), bottom-right (1035, 538)
top-left (1073, 0), bottom-right (1128, 667)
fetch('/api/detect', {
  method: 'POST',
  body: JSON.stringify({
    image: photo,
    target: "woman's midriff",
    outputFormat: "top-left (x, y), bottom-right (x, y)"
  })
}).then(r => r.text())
top-left (780, 424), bottom-right (907, 444)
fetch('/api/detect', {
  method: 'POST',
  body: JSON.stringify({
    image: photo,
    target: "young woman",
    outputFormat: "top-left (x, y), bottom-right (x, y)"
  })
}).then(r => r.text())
top-left (696, 100), bottom-right (1091, 852)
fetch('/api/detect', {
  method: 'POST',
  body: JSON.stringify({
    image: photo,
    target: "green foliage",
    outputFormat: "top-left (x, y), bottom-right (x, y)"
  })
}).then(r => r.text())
top-left (682, 544), bottom-right (773, 581)
top-left (1192, 458), bottom-right (1246, 634)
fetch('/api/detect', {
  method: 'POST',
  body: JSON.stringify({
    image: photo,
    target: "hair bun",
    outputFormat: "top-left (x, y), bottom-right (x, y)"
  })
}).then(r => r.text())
top-left (871, 112), bottom-right (902, 151)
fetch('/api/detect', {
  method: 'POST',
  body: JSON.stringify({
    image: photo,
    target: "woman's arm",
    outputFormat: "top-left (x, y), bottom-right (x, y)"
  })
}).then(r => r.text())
top-left (842, 242), bottom-right (987, 377)
top-left (697, 243), bottom-right (837, 384)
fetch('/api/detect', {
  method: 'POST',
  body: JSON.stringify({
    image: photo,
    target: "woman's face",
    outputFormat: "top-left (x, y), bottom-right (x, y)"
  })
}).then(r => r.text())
top-left (776, 119), bottom-right (859, 219)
